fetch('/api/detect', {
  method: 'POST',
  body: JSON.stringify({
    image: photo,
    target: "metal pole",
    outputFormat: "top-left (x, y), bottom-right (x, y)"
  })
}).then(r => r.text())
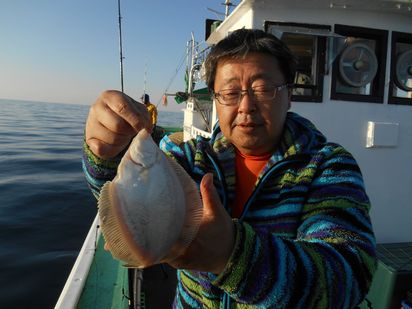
top-left (117, 0), bottom-right (124, 92)
top-left (224, 0), bottom-right (232, 18)
top-left (116, 2), bottom-right (144, 309)
top-left (187, 32), bottom-right (196, 95)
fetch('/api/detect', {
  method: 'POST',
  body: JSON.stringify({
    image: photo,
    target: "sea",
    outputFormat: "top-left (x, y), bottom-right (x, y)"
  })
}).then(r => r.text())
top-left (0, 99), bottom-right (184, 308)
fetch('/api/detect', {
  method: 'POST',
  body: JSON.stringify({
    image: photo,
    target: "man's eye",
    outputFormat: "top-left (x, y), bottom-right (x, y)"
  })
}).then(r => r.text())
top-left (255, 90), bottom-right (271, 95)
top-left (253, 85), bottom-right (271, 92)
top-left (222, 91), bottom-right (239, 98)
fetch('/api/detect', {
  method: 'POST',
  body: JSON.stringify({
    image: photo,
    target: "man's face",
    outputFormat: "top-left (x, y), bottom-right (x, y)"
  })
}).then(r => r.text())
top-left (214, 52), bottom-right (291, 155)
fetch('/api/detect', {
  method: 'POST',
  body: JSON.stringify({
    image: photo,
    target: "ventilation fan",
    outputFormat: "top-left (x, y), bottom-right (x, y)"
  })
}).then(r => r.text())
top-left (395, 49), bottom-right (412, 91)
top-left (339, 43), bottom-right (378, 87)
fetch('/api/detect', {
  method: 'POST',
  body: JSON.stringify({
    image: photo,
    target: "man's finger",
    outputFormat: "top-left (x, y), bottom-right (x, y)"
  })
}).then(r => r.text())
top-left (87, 138), bottom-right (127, 160)
top-left (102, 90), bottom-right (151, 132)
top-left (200, 173), bottom-right (222, 217)
top-left (86, 119), bottom-right (131, 145)
top-left (97, 102), bottom-right (138, 136)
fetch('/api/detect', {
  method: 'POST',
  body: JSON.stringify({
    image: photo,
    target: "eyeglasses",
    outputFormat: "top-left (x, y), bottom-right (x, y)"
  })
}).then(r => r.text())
top-left (213, 83), bottom-right (290, 106)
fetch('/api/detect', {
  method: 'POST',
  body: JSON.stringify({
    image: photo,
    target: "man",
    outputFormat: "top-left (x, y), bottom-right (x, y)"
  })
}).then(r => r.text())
top-left (141, 93), bottom-right (157, 129)
top-left (83, 29), bottom-right (376, 308)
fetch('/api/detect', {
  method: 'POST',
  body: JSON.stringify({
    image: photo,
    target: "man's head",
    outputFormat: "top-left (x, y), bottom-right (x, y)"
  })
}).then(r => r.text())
top-left (204, 29), bottom-right (297, 155)
top-left (204, 29), bottom-right (296, 91)
top-left (141, 94), bottom-right (150, 104)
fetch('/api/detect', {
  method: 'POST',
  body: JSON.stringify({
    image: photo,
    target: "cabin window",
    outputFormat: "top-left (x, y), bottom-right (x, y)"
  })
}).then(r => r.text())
top-left (331, 24), bottom-right (388, 103)
top-left (389, 31), bottom-right (412, 105)
top-left (265, 22), bottom-right (328, 103)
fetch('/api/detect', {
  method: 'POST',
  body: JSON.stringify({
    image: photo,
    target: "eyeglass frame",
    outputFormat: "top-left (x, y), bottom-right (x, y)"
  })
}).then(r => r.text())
top-left (213, 83), bottom-right (292, 106)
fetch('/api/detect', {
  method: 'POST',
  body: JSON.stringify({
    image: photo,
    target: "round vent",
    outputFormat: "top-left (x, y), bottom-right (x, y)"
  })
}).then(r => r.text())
top-left (395, 49), bottom-right (412, 91)
top-left (339, 43), bottom-right (378, 87)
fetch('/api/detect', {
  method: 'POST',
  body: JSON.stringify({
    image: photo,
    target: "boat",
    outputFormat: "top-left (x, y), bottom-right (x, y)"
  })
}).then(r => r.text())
top-left (56, 0), bottom-right (412, 308)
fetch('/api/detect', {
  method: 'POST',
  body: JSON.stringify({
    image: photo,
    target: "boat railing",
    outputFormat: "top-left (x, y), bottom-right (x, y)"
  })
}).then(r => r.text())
top-left (190, 126), bottom-right (211, 138)
top-left (55, 215), bottom-right (100, 309)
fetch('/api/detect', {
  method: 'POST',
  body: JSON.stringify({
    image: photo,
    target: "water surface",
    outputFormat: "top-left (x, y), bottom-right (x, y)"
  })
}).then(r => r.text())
top-left (0, 99), bottom-right (183, 308)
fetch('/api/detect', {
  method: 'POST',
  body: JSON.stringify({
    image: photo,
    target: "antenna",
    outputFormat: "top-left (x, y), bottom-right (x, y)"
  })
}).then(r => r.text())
top-left (117, 0), bottom-right (124, 93)
top-left (224, 0), bottom-right (234, 18)
top-left (207, 0), bottom-right (235, 19)
top-left (207, 7), bottom-right (225, 18)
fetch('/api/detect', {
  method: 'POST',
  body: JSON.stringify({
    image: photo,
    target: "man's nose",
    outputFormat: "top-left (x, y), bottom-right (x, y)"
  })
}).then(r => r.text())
top-left (238, 91), bottom-right (256, 113)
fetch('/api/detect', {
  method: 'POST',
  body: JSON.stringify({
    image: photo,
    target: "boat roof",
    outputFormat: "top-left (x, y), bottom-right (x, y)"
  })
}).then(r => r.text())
top-left (207, 0), bottom-right (412, 44)
top-left (233, 0), bottom-right (412, 15)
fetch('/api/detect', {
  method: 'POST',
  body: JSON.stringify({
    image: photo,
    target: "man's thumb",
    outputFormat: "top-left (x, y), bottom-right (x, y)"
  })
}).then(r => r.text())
top-left (200, 173), bottom-right (221, 216)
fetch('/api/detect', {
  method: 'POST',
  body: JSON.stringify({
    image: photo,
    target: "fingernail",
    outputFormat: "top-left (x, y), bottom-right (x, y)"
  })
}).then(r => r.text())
top-left (205, 173), bottom-right (213, 188)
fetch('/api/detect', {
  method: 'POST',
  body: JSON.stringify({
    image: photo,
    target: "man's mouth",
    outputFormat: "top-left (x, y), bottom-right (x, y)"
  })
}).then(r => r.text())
top-left (233, 115), bottom-right (261, 130)
top-left (239, 122), bottom-right (255, 127)
top-left (235, 122), bottom-right (260, 133)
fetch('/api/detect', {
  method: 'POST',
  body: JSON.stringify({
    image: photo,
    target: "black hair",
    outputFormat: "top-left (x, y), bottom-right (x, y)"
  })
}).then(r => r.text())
top-left (204, 28), bottom-right (297, 90)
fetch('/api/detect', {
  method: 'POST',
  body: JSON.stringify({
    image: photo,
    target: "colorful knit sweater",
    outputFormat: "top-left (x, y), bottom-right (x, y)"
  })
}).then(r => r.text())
top-left (82, 112), bottom-right (376, 309)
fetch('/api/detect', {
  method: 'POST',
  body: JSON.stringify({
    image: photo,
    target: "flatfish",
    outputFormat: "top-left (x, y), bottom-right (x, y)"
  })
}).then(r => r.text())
top-left (98, 129), bottom-right (203, 268)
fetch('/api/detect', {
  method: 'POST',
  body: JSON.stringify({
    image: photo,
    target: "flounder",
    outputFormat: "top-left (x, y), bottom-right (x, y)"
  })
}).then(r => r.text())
top-left (98, 129), bottom-right (203, 268)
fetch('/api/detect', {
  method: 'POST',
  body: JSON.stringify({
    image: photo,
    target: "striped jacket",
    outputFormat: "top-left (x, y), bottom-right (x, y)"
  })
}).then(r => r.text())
top-left (82, 112), bottom-right (376, 308)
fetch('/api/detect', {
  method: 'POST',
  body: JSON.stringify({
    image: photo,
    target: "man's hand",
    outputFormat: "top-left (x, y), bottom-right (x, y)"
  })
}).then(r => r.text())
top-left (85, 90), bottom-right (151, 159)
top-left (168, 173), bottom-right (235, 274)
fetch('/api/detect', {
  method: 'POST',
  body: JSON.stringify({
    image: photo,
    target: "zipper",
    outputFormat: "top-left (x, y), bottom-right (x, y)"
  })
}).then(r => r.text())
top-left (205, 151), bottom-right (232, 309)
top-left (206, 151), bottom-right (229, 211)
top-left (239, 155), bottom-right (307, 222)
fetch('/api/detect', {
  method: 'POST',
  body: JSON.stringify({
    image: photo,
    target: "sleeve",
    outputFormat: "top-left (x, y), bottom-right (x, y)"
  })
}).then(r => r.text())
top-left (212, 145), bottom-right (376, 308)
top-left (82, 140), bottom-right (123, 199)
top-left (159, 134), bottom-right (196, 173)
top-left (153, 105), bottom-right (158, 124)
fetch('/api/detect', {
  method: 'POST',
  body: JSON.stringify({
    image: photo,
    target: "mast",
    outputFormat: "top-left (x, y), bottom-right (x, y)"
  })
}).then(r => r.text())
top-left (117, 0), bottom-right (124, 92)
top-left (187, 32), bottom-right (196, 95)
top-left (143, 60), bottom-right (148, 97)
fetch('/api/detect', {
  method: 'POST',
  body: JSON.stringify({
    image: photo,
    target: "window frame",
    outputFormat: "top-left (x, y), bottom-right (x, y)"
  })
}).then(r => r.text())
top-left (331, 24), bottom-right (388, 103)
top-left (388, 31), bottom-right (412, 106)
top-left (264, 21), bottom-right (329, 103)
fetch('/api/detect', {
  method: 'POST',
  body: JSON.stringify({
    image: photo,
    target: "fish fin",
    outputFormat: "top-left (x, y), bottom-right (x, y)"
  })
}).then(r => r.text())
top-left (98, 181), bottom-right (153, 268)
top-left (161, 157), bottom-right (203, 262)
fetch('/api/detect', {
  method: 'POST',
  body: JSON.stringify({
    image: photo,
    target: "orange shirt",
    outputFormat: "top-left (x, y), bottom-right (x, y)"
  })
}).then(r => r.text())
top-left (232, 149), bottom-right (271, 218)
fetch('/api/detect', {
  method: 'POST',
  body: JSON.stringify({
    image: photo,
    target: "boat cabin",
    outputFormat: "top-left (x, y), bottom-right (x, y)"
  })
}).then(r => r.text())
top-left (183, 0), bottom-right (412, 245)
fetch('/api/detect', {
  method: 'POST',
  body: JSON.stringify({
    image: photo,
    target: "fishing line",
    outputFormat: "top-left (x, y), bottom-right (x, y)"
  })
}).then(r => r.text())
top-left (156, 40), bottom-right (209, 107)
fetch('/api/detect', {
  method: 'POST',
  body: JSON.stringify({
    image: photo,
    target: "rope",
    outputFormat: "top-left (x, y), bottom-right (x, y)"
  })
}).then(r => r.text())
top-left (156, 48), bottom-right (188, 107)
top-left (156, 40), bottom-right (209, 107)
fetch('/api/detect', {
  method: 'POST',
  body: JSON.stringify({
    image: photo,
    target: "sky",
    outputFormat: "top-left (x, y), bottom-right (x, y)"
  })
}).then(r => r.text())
top-left (0, 1), bottom-right (236, 111)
